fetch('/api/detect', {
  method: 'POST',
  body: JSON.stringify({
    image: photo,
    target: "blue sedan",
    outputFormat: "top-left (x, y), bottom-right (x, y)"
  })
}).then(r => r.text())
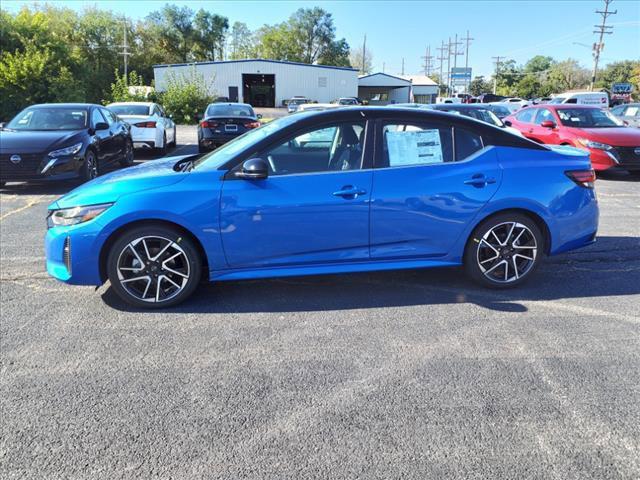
top-left (45, 108), bottom-right (599, 308)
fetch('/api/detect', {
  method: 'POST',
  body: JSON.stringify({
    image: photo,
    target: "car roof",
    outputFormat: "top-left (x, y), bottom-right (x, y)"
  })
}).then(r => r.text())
top-left (107, 102), bottom-right (154, 106)
top-left (433, 104), bottom-right (492, 109)
top-left (534, 104), bottom-right (605, 110)
top-left (207, 102), bottom-right (253, 108)
top-left (27, 103), bottom-right (100, 109)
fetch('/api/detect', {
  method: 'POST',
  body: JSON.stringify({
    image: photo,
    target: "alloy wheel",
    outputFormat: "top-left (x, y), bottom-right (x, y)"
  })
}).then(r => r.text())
top-left (86, 153), bottom-right (98, 179)
top-left (476, 221), bottom-right (537, 284)
top-left (116, 235), bottom-right (190, 303)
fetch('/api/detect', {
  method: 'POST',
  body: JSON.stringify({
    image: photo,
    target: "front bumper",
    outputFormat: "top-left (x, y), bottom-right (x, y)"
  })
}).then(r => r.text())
top-left (45, 218), bottom-right (106, 286)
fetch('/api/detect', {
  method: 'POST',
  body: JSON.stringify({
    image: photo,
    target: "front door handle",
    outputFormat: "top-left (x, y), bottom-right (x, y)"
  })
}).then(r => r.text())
top-left (333, 185), bottom-right (367, 199)
top-left (464, 174), bottom-right (496, 187)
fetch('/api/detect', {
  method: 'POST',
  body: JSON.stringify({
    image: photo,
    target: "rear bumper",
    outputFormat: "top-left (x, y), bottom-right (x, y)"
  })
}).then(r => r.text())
top-left (199, 132), bottom-right (241, 149)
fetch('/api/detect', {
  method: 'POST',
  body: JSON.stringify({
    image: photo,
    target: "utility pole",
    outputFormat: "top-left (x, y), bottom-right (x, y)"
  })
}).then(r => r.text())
top-left (401, 57), bottom-right (405, 76)
top-left (361, 34), bottom-right (367, 75)
top-left (492, 56), bottom-right (504, 95)
top-left (119, 20), bottom-right (131, 85)
top-left (382, 62), bottom-right (385, 73)
top-left (446, 37), bottom-right (452, 96)
top-left (462, 30), bottom-right (474, 93)
top-left (450, 34), bottom-right (464, 94)
top-left (437, 40), bottom-right (447, 97)
top-left (421, 45), bottom-right (433, 76)
top-left (590, 0), bottom-right (616, 90)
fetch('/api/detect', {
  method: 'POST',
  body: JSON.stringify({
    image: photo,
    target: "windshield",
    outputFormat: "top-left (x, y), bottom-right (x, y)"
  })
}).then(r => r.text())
top-left (338, 98), bottom-right (357, 105)
top-left (449, 108), bottom-right (503, 127)
top-left (549, 97), bottom-right (566, 104)
top-left (109, 105), bottom-right (151, 116)
top-left (557, 108), bottom-right (624, 128)
top-left (289, 99), bottom-right (308, 105)
top-left (193, 114), bottom-right (301, 170)
top-left (7, 107), bottom-right (88, 131)
top-left (206, 104), bottom-right (254, 117)
top-left (489, 105), bottom-right (511, 118)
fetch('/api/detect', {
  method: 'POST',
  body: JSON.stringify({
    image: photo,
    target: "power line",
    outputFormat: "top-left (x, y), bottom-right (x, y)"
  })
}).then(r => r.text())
top-left (421, 45), bottom-right (433, 76)
top-left (591, 0), bottom-right (616, 90)
top-left (449, 35), bottom-right (463, 94)
top-left (436, 40), bottom-right (447, 95)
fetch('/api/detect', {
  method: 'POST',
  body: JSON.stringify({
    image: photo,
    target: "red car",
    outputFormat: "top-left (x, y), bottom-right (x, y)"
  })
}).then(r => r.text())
top-left (505, 104), bottom-right (640, 174)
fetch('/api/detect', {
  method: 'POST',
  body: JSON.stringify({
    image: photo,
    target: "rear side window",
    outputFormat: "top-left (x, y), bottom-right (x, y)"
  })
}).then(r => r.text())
top-left (534, 109), bottom-right (555, 125)
top-left (515, 109), bottom-right (535, 123)
top-left (454, 128), bottom-right (483, 161)
top-left (565, 98), bottom-right (578, 104)
top-left (380, 123), bottom-right (453, 168)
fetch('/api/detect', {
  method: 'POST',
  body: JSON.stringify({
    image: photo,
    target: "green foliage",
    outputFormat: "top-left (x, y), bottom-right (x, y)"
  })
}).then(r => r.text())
top-left (158, 68), bottom-right (214, 124)
top-left (229, 22), bottom-right (254, 60)
top-left (595, 60), bottom-right (640, 92)
top-left (349, 48), bottom-right (373, 74)
top-left (104, 70), bottom-right (151, 104)
top-left (468, 76), bottom-right (492, 96)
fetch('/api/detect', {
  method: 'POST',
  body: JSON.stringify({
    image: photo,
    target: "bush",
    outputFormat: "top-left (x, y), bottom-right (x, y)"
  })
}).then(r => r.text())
top-left (103, 70), bottom-right (154, 104)
top-left (157, 68), bottom-right (215, 124)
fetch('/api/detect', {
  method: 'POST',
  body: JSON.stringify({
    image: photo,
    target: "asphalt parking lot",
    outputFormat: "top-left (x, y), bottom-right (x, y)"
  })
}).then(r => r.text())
top-left (1, 129), bottom-right (639, 479)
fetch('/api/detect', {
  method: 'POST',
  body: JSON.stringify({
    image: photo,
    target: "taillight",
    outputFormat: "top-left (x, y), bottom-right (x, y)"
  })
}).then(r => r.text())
top-left (244, 121), bottom-right (261, 129)
top-left (133, 121), bottom-right (157, 128)
top-left (565, 169), bottom-right (596, 188)
top-left (201, 120), bottom-right (218, 128)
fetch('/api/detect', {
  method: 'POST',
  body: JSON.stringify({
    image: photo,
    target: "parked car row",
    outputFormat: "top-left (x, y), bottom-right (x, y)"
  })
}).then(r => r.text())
top-left (0, 101), bottom-right (178, 186)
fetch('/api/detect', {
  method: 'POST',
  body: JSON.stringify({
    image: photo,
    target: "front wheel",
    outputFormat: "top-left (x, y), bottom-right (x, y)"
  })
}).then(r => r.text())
top-left (81, 150), bottom-right (99, 182)
top-left (119, 140), bottom-right (134, 167)
top-left (464, 213), bottom-right (544, 288)
top-left (107, 226), bottom-right (202, 308)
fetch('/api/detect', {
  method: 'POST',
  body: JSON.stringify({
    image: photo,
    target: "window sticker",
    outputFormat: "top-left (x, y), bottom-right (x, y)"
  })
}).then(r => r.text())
top-left (386, 129), bottom-right (443, 166)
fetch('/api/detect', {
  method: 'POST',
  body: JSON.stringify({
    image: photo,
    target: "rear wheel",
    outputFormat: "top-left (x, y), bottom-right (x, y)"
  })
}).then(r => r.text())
top-left (156, 132), bottom-right (167, 156)
top-left (464, 213), bottom-right (544, 288)
top-left (169, 127), bottom-right (177, 148)
top-left (107, 226), bottom-right (202, 308)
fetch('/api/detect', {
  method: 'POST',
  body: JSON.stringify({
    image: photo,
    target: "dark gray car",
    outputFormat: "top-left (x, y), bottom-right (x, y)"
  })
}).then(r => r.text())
top-left (611, 103), bottom-right (640, 128)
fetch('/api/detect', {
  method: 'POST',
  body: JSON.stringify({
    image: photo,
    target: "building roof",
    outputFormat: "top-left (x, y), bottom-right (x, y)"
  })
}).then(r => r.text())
top-left (399, 75), bottom-right (438, 86)
top-left (358, 72), bottom-right (411, 87)
top-left (153, 58), bottom-right (358, 72)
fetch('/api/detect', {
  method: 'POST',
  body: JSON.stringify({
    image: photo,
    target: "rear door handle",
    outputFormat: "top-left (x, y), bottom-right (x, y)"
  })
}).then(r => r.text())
top-left (333, 185), bottom-right (367, 199)
top-left (464, 174), bottom-right (496, 187)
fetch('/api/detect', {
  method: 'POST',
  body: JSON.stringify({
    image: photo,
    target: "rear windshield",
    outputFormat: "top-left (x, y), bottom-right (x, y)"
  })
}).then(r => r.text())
top-left (7, 107), bottom-right (88, 131)
top-left (206, 104), bottom-right (254, 117)
top-left (109, 105), bottom-right (151, 116)
top-left (556, 108), bottom-right (624, 128)
top-left (443, 108), bottom-right (503, 127)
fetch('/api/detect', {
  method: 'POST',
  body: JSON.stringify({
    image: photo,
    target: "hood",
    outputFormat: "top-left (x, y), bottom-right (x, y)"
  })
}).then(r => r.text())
top-left (566, 127), bottom-right (640, 146)
top-left (0, 129), bottom-right (85, 154)
top-left (51, 155), bottom-right (191, 209)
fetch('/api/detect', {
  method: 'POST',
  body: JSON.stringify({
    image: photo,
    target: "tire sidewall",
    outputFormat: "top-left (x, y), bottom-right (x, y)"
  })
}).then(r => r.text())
top-left (106, 226), bottom-right (202, 308)
top-left (464, 213), bottom-right (544, 289)
top-left (82, 150), bottom-right (98, 182)
top-left (120, 140), bottom-right (134, 167)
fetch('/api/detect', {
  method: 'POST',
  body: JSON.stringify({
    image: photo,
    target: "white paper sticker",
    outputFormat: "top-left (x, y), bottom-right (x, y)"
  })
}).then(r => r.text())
top-left (386, 129), bottom-right (443, 166)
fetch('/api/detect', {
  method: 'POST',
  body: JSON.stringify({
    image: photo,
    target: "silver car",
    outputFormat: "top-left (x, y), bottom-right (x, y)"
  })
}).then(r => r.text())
top-left (611, 103), bottom-right (640, 128)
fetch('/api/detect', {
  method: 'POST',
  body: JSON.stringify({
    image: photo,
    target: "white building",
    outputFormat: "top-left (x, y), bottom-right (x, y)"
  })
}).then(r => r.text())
top-left (153, 59), bottom-right (359, 107)
top-left (357, 73), bottom-right (439, 105)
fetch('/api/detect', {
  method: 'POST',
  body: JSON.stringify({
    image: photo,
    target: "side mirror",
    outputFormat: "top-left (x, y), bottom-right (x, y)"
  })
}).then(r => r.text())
top-left (237, 158), bottom-right (268, 180)
top-left (0, 122), bottom-right (5, 129)
top-left (623, 120), bottom-right (629, 126)
top-left (541, 120), bottom-right (556, 129)
top-left (256, 113), bottom-right (263, 119)
top-left (503, 120), bottom-right (512, 127)
top-left (95, 122), bottom-right (109, 131)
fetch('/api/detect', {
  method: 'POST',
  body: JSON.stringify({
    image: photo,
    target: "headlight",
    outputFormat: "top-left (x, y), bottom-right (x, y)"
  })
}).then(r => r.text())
top-left (575, 139), bottom-right (612, 151)
top-left (48, 142), bottom-right (83, 158)
top-left (47, 203), bottom-right (112, 228)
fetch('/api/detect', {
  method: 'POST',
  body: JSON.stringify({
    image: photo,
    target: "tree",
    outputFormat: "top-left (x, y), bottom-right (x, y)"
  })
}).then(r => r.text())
top-left (523, 55), bottom-right (554, 74)
top-left (349, 48), bottom-right (373, 75)
top-left (595, 60), bottom-right (640, 91)
top-left (253, 23), bottom-right (300, 61)
top-left (547, 59), bottom-right (590, 93)
top-left (468, 76), bottom-right (492, 96)
top-left (319, 38), bottom-right (350, 67)
top-left (146, 5), bottom-right (195, 62)
top-left (289, 7), bottom-right (335, 64)
top-left (494, 59), bottom-right (521, 96)
top-left (192, 9), bottom-right (228, 61)
top-left (229, 22), bottom-right (254, 60)
top-left (159, 67), bottom-right (214, 124)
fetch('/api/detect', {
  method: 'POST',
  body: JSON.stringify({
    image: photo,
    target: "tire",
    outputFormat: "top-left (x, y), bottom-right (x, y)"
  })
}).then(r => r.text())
top-left (464, 212), bottom-right (544, 289)
top-left (106, 225), bottom-right (202, 308)
top-left (156, 132), bottom-right (167, 156)
top-left (0, 182), bottom-right (5, 188)
top-left (198, 143), bottom-right (207, 154)
top-left (169, 127), bottom-right (177, 148)
top-left (119, 140), bottom-right (134, 167)
top-left (81, 149), bottom-right (99, 182)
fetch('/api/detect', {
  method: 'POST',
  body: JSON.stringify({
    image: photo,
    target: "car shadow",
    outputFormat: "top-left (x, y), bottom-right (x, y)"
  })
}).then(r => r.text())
top-left (597, 170), bottom-right (639, 182)
top-left (101, 235), bottom-right (640, 315)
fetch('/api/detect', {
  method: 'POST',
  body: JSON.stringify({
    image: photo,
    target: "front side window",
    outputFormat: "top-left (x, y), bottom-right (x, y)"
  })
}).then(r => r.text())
top-left (556, 108), bottom-right (623, 128)
top-left (91, 109), bottom-right (105, 127)
top-left (534, 108), bottom-right (555, 125)
top-left (101, 108), bottom-right (117, 125)
top-left (261, 122), bottom-right (365, 176)
top-left (380, 123), bottom-right (453, 167)
top-left (515, 109), bottom-right (535, 123)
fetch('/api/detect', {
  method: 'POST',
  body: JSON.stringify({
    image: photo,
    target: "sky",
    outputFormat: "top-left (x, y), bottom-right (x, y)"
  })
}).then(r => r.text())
top-left (2, 0), bottom-right (639, 78)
